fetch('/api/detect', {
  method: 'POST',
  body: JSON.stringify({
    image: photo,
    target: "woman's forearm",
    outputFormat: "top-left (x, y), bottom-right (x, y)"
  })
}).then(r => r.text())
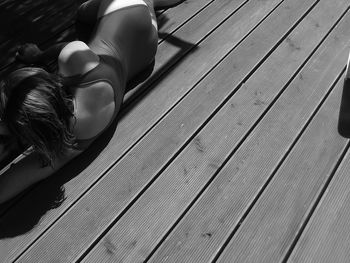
top-left (0, 153), bottom-right (53, 203)
top-left (0, 148), bottom-right (81, 204)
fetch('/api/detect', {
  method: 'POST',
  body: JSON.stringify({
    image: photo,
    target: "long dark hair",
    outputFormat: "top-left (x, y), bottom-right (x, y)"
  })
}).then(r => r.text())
top-left (0, 67), bottom-right (76, 166)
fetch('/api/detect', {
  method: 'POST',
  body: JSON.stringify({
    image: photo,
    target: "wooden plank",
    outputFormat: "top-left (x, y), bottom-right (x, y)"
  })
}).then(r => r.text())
top-left (72, 0), bottom-right (349, 262)
top-left (156, 0), bottom-right (216, 43)
top-left (287, 151), bottom-right (350, 263)
top-left (12, 0), bottom-right (292, 262)
top-left (288, 129), bottom-right (350, 260)
top-left (216, 58), bottom-right (349, 263)
top-left (216, 76), bottom-right (347, 263)
top-left (0, 0), bottom-right (254, 261)
top-left (150, 7), bottom-right (350, 263)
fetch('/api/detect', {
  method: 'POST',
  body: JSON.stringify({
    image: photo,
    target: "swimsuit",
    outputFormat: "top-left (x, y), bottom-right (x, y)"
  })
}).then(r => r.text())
top-left (64, 0), bottom-right (158, 144)
top-left (88, 0), bottom-right (158, 81)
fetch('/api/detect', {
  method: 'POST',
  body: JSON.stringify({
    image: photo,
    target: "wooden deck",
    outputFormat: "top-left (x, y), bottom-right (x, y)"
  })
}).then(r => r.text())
top-left (0, 0), bottom-right (350, 262)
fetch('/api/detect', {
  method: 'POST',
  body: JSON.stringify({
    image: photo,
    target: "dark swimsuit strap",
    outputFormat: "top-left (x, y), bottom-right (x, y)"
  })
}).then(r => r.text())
top-left (62, 58), bottom-right (122, 147)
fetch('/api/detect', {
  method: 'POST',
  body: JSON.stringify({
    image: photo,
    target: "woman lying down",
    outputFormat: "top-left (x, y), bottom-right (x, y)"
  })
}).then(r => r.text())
top-left (0, 0), bottom-right (184, 203)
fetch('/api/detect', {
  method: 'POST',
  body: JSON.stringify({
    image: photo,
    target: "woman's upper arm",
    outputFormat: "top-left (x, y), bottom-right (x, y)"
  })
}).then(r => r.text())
top-left (0, 148), bottom-right (82, 203)
top-left (58, 41), bottom-right (99, 77)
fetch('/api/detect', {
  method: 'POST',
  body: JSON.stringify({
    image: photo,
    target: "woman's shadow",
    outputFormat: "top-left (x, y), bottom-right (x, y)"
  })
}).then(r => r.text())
top-left (0, 9), bottom-right (197, 238)
top-left (338, 77), bottom-right (350, 137)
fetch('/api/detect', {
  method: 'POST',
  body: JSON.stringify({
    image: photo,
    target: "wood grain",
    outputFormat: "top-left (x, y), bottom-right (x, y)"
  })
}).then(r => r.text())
top-left (288, 100), bottom-right (350, 262)
top-left (76, 0), bottom-right (349, 262)
top-left (149, 4), bottom-right (350, 263)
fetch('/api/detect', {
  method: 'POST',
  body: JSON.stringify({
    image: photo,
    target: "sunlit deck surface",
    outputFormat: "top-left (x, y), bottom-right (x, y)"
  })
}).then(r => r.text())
top-left (1, 0), bottom-right (350, 262)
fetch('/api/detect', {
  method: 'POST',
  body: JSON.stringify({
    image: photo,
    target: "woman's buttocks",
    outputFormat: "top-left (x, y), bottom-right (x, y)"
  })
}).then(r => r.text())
top-left (118, 5), bottom-right (158, 79)
top-left (90, 0), bottom-right (158, 81)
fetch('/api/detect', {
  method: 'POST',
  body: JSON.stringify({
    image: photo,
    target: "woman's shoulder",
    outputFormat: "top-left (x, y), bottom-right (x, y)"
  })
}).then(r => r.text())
top-left (58, 40), bottom-right (99, 77)
top-left (72, 81), bottom-right (116, 141)
top-left (72, 79), bottom-right (115, 141)
top-left (58, 41), bottom-right (117, 141)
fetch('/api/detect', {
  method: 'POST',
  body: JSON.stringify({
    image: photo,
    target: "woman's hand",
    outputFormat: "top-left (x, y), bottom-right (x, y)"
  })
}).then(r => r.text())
top-left (16, 43), bottom-right (43, 64)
